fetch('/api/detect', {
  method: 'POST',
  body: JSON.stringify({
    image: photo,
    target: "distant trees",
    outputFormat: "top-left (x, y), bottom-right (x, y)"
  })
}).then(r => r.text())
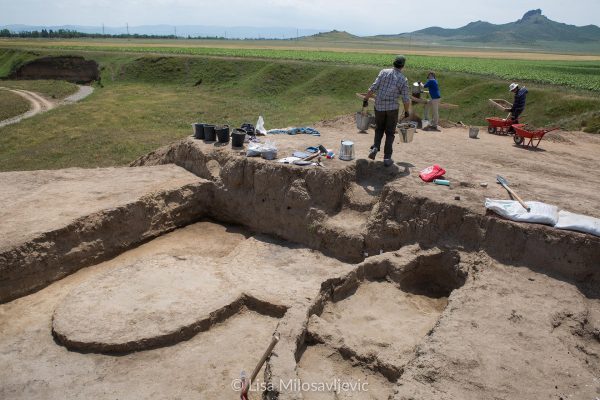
top-left (0, 29), bottom-right (295, 40)
top-left (0, 29), bottom-right (180, 39)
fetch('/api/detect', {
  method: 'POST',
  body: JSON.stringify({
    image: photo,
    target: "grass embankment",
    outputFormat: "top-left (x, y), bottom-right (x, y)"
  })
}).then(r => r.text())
top-left (2, 41), bottom-right (600, 91)
top-left (0, 89), bottom-right (30, 120)
top-left (0, 80), bottom-right (79, 99)
top-left (0, 51), bottom-right (599, 171)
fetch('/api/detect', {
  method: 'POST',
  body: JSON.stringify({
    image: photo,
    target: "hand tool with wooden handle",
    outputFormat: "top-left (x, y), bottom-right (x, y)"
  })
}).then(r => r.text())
top-left (496, 175), bottom-right (530, 212)
top-left (242, 333), bottom-right (280, 397)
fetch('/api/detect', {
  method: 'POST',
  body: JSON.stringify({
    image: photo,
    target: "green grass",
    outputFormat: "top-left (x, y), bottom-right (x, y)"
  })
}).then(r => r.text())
top-left (0, 48), bottom-right (39, 76)
top-left (1, 52), bottom-right (599, 171)
top-left (3, 43), bottom-right (599, 92)
top-left (0, 89), bottom-right (30, 120)
top-left (0, 79), bottom-right (79, 99)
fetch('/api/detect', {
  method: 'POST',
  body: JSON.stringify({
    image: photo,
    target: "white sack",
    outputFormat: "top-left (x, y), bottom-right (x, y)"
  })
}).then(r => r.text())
top-left (555, 210), bottom-right (600, 237)
top-left (485, 199), bottom-right (559, 226)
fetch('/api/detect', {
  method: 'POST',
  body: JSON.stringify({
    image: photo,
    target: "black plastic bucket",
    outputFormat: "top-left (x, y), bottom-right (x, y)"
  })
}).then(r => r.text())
top-left (231, 128), bottom-right (246, 147)
top-left (216, 125), bottom-right (230, 143)
top-left (193, 123), bottom-right (206, 140)
top-left (203, 125), bottom-right (216, 141)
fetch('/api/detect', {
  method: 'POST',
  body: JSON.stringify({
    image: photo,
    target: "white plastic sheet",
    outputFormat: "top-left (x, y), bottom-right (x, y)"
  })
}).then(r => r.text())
top-left (256, 116), bottom-right (267, 135)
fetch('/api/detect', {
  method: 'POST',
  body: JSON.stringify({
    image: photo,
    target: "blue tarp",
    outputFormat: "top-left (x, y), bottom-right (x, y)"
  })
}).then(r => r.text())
top-left (267, 127), bottom-right (321, 136)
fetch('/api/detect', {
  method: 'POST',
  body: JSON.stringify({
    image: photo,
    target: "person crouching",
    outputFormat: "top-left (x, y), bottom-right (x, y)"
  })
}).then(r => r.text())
top-left (509, 82), bottom-right (528, 124)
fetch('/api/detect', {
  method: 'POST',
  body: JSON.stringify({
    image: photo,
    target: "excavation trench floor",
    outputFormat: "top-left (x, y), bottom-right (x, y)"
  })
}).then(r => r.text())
top-left (0, 221), bottom-right (350, 399)
top-left (297, 344), bottom-right (395, 400)
top-left (0, 221), bottom-right (598, 399)
top-left (320, 281), bottom-right (447, 364)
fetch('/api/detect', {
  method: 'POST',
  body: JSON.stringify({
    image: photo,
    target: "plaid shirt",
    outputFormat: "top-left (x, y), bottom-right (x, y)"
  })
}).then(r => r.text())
top-left (369, 68), bottom-right (410, 111)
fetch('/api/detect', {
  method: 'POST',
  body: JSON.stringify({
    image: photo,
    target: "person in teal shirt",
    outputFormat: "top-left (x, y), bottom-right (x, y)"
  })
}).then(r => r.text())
top-left (422, 71), bottom-right (441, 131)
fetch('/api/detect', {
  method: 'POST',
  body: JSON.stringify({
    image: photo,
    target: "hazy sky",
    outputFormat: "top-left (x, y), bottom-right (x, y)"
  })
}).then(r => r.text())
top-left (1, 0), bottom-right (599, 35)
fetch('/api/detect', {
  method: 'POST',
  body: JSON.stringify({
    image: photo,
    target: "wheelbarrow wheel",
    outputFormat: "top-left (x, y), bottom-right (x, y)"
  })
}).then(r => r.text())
top-left (513, 135), bottom-right (524, 146)
top-left (487, 126), bottom-right (496, 134)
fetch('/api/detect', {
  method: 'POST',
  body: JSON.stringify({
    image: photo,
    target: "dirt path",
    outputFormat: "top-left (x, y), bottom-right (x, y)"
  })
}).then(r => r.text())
top-left (0, 85), bottom-right (94, 129)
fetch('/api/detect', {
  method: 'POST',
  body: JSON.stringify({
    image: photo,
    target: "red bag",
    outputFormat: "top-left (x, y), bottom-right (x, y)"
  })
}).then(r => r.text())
top-left (419, 164), bottom-right (446, 182)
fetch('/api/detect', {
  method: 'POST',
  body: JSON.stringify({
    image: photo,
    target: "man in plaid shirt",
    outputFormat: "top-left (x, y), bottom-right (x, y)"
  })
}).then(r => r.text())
top-left (364, 56), bottom-right (411, 167)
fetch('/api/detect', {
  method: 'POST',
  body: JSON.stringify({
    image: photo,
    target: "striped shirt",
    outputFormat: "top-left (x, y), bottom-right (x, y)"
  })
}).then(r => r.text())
top-left (369, 68), bottom-right (410, 111)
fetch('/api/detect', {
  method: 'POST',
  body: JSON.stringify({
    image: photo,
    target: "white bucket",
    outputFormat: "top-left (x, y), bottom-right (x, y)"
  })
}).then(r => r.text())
top-left (469, 127), bottom-right (479, 139)
top-left (339, 140), bottom-right (355, 161)
top-left (422, 119), bottom-right (430, 129)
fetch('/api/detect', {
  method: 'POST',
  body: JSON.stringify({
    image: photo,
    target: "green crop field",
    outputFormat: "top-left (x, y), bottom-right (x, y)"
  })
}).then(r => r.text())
top-left (3, 42), bottom-right (600, 92)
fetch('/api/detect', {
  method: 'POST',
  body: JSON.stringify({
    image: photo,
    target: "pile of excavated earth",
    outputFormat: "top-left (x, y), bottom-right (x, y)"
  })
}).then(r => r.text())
top-left (0, 117), bottom-right (599, 400)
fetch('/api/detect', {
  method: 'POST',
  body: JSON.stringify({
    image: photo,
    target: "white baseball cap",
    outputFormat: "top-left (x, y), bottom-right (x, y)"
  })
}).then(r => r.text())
top-left (509, 83), bottom-right (519, 92)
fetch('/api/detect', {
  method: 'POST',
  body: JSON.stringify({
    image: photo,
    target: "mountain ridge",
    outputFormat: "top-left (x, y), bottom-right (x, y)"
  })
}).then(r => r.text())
top-left (403, 9), bottom-right (600, 44)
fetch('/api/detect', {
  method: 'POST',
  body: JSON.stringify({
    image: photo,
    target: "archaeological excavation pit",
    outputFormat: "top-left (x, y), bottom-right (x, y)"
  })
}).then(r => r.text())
top-left (1, 134), bottom-right (599, 400)
top-left (297, 250), bottom-right (466, 398)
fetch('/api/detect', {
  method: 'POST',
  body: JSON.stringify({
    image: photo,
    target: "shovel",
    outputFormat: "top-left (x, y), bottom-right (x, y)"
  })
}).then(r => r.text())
top-left (496, 175), bottom-right (530, 212)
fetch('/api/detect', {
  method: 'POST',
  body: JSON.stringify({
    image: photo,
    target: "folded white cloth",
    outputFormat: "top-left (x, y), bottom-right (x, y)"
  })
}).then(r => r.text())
top-left (277, 157), bottom-right (301, 164)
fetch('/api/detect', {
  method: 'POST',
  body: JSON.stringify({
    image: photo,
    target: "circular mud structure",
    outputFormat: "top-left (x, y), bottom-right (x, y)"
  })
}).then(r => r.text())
top-left (52, 254), bottom-right (241, 353)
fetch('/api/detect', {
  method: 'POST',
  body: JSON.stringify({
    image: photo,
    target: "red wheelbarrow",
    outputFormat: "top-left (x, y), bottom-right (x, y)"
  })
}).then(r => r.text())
top-left (486, 117), bottom-right (518, 135)
top-left (512, 124), bottom-right (559, 148)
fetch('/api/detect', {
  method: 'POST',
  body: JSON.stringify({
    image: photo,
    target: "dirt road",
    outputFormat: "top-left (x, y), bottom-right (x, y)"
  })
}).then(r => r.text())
top-left (0, 85), bottom-right (93, 128)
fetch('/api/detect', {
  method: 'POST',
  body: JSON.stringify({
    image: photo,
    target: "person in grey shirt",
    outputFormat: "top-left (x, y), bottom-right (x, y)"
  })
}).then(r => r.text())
top-left (363, 56), bottom-right (411, 167)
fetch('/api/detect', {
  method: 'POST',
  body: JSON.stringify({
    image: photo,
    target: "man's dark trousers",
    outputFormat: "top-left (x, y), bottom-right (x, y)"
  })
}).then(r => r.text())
top-left (372, 109), bottom-right (398, 159)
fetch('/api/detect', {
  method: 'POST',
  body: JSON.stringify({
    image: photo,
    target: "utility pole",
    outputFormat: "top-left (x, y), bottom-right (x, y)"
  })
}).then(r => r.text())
top-left (174, 26), bottom-right (177, 37)
top-left (102, 23), bottom-right (105, 35)
top-left (126, 22), bottom-right (129, 35)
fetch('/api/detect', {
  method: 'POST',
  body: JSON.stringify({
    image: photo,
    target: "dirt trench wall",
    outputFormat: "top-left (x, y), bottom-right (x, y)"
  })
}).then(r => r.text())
top-left (9, 56), bottom-right (99, 83)
top-left (133, 139), bottom-right (358, 260)
top-left (367, 187), bottom-right (600, 297)
top-left (0, 181), bottom-right (213, 303)
top-left (132, 138), bottom-right (600, 297)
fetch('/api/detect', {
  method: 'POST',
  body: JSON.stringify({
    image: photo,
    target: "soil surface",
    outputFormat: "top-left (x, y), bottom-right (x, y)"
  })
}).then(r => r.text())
top-left (188, 114), bottom-right (600, 219)
top-left (0, 221), bottom-right (350, 400)
top-left (0, 165), bottom-right (198, 251)
top-left (0, 164), bottom-right (212, 302)
top-left (319, 281), bottom-right (447, 364)
top-left (1, 223), bottom-right (597, 400)
top-left (0, 113), bottom-right (598, 400)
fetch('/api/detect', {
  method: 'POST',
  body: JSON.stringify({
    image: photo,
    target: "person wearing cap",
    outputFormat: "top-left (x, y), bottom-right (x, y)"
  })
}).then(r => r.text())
top-left (363, 55), bottom-right (411, 167)
top-left (422, 71), bottom-right (441, 131)
top-left (509, 82), bottom-right (528, 124)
